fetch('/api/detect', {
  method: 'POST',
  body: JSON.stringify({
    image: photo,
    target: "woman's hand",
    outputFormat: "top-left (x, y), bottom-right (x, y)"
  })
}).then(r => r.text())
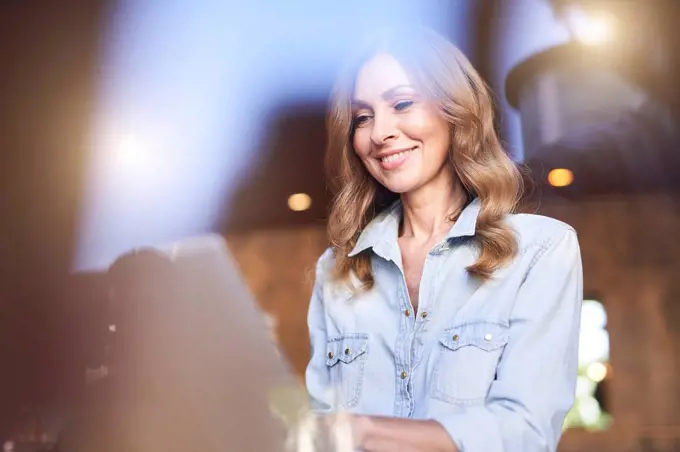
top-left (320, 411), bottom-right (369, 450)
top-left (320, 413), bottom-right (459, 452)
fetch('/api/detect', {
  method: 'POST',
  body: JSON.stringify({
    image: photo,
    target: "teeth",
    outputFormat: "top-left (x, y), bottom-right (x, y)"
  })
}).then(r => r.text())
top-left (381, 148), bottom-right (415, 164)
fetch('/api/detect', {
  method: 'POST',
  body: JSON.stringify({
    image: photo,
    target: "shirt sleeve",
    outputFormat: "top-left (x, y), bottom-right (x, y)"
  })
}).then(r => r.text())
top-left (304, 249), bottom-right (335, 413)
top-left (434, 227), bottom-right (583, 452)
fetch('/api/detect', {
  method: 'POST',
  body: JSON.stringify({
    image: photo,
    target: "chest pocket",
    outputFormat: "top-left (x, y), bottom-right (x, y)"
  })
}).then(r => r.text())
top-left (431, 321), bottom-right (509, 405)
top-left (326, 333), bottom-right (369, 409)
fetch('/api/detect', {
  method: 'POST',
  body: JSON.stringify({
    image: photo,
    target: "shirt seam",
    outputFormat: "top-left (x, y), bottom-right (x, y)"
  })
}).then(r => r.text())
top-left (524, 226), bottom-right (575, 273)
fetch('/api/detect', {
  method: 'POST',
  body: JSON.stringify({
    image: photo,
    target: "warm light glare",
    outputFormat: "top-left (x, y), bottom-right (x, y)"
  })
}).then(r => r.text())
top-left (288, 193), bottom-right (312, 212)
top-left (114, 134), bottom-right (147, 169)
top-left (587, 362), bottom-right (608, 382)
top-left (579, 396), bottom-right (602, 425)
top-left (566, 8), bottom-right (615, 46)
top-left (548, 168), bottom-right (574, 187)
top-left (75, 0), bottom-right (463, 271)
top-left (582, 300), bottom-right (608, 330)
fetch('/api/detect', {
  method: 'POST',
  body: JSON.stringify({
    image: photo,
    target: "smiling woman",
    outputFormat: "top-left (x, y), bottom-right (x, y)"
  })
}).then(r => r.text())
top-left (351, 55), bottom-right (452, 193)
top-left (307, 27), bottom-right (584, 452)
top-left (325, 27), bottom-right (524, 291)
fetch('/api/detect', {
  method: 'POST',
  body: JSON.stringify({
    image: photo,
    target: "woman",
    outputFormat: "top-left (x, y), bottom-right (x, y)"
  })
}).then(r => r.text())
top-left (305, 27), bottom-right (583, 452)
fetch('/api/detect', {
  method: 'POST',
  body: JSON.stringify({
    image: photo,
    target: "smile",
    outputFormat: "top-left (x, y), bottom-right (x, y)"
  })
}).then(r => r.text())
top-left (378, 147), bottom-right (417, 170)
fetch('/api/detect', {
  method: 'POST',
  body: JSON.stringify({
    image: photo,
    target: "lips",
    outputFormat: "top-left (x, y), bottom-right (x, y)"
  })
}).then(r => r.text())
top-left (380, 148), bottom-right (416, 164)
top-left (377, 147), bottom-right (417, 170)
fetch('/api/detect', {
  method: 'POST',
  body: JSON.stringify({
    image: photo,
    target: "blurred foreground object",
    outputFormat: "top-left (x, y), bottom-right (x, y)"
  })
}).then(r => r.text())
top-left (58, 235), bottom-right (313, 452)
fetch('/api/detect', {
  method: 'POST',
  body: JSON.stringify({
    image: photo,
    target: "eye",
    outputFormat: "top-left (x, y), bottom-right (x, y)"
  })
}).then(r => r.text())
top-left (353, 114), bottom-right (371, 128)
top-left (394, 100), bottom-right (414, 111)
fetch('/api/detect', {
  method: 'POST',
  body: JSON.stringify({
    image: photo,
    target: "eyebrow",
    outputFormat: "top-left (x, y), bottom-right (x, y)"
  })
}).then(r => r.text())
top-left (352, 84), bottom-right (415, 109)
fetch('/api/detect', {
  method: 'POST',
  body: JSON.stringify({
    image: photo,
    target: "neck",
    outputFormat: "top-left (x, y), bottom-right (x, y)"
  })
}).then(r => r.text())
top-left (399, 170), bottom-right (468, 242)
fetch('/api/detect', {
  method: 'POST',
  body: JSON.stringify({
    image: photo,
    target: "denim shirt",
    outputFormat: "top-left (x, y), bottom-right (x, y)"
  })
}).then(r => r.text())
top-left (305, 198), bottom-right (583, 452)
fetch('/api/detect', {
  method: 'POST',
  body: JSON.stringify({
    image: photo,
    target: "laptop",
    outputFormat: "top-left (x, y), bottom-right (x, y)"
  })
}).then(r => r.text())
top-left (94, 234), bottom-right (313, 452)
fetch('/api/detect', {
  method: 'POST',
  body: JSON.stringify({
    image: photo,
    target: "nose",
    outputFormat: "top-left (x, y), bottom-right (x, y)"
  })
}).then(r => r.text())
top-left (370, 111), bottom-right (399, 146)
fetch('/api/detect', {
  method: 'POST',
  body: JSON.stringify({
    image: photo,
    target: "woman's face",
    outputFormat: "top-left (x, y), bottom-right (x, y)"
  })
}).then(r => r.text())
top-left (351, 53), bottom-right (452, 195)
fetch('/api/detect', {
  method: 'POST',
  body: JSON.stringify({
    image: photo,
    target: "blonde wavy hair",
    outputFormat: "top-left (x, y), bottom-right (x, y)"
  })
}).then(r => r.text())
top-left (325, 27), bottom-right (523, 290)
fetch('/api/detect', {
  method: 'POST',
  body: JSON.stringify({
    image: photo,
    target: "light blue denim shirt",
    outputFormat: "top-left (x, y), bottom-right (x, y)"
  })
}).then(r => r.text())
top-left (305, 198), bottom-right (583, 452)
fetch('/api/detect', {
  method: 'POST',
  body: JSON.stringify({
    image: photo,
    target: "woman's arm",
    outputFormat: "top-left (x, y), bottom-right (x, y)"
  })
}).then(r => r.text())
top-left (305, 249), bottom-right (335, 412)
top-left (349, 415), bottom-right (459, 452)
top-left (430, 227), bottom-right (583, 451)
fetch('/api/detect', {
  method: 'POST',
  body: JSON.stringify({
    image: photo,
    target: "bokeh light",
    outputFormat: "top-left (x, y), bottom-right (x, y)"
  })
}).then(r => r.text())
top-left (548, 168), bottom-right (574, 187)
top-left (288, 193), bottom-right (312, 212)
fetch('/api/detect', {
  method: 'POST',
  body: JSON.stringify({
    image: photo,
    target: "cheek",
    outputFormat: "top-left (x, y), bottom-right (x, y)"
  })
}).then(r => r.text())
top-left (398, 111), bottom-right (428, 138)
top-left (430, 120), bottom-right (451, 154)
top-left (400, 107), bottom-right (442, 140)
top-left (410, 110), bottom-right (450, 154)
top-left (352, 129), bottom-right (372, 159)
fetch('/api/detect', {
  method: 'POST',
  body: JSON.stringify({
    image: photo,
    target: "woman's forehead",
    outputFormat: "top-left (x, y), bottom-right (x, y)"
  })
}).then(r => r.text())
top-left (352, 53), bottom-right (415, 103)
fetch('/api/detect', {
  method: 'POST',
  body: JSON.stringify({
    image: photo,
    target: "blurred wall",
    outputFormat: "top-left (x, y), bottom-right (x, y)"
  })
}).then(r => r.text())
top-left (226, 226), bottom-right (327, 374)
top-left (543, 193), bottom-right (680, 452)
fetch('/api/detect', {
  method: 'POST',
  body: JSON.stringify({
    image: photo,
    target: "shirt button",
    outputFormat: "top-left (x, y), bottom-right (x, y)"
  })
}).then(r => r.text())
top-left (400, 371), bottom-right (408, 379)
top-left (452, 334), bottom-right (460, 341)
top-left (484, 334), bottom-right (493, 341)
top-left (420, 312), bottom-right (428, 319)
top-left (345, 348), bottom-right (351, 355)
top-left (404, 309), bottom-right (411, 317)
top-left (328, 352), bottom-right (334, 359)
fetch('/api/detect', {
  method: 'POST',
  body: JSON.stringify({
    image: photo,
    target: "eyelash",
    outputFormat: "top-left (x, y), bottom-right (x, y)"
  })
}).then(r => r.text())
top-left (394, 99), bottom-right (414, 111)
top-left (353, 99), bottom-right (415, 128)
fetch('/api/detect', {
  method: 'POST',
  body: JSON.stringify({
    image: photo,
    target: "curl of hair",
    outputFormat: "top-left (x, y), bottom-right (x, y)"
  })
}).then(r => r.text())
top-left (325, 28), bottom-right (523, 290)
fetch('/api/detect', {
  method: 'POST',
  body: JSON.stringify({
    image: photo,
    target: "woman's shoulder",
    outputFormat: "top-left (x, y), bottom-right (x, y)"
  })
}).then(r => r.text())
top-left (313, 247), bottom-right (366, 294)
top-left (312, 248), bottom-right (362, 300)
top-left (505, 212), bottom-right (577, 255)
top-left (313, 247), bottom-right (336, 281)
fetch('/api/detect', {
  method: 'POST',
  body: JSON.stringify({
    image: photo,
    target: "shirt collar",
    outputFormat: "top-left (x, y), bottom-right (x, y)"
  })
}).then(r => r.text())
top-left (446, 196), bottom-right (480, 239)
top-left (347, 197), bottom-right (481, 258)
top-left (348, 200), bottom-right (401, 258)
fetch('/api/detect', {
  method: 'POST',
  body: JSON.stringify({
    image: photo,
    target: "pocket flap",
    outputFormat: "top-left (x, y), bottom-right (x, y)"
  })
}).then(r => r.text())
top-left (326, 334), bottom-right (369, 366)
top-left (439, 322), bottom-right (508, 352)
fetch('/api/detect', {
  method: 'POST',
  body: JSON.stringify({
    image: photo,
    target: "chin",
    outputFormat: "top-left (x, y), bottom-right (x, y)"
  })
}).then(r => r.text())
top-left (378, 174), bottom-right (421, 195)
